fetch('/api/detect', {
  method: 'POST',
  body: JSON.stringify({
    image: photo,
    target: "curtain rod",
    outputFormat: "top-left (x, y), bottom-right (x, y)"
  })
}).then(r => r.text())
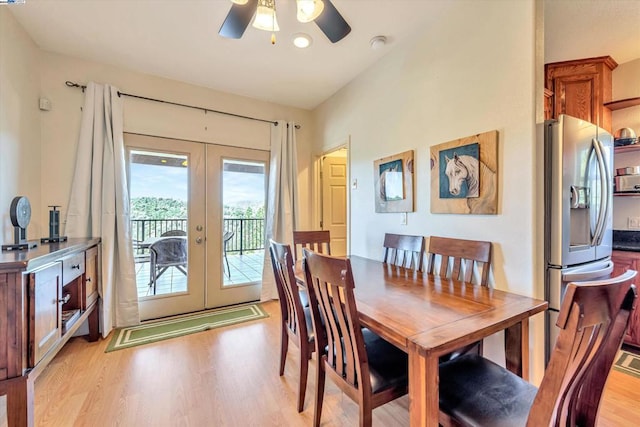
top-left (65, 81), bottom-right (301, 129)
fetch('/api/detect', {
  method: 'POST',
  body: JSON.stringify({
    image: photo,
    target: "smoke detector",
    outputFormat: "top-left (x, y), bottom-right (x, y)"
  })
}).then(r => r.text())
top-left (369, 35), bottom-right (387, 50)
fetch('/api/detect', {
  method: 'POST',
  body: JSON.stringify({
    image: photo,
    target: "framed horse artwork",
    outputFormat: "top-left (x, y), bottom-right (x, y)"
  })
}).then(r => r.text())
top-left (430, 130), bottom-right (498, 214)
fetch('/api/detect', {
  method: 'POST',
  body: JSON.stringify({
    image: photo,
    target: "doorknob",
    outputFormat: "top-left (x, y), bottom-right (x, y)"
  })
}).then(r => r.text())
top-left (196, 237), bottom-right (203, 244)
top-left (196, 225), bottom-right (203, 231)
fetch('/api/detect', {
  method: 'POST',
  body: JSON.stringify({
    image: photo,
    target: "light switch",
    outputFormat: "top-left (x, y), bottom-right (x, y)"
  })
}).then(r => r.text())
top-left (629, 217), bottom-right (640, 229)
top-left (351, 178), bottom-right (358, 189)
top-left (400, 212), bottom-right (407, 225)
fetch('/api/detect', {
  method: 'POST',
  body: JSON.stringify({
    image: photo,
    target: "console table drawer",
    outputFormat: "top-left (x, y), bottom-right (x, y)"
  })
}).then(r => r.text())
top-left (61, 252), bottom-right (85, 285)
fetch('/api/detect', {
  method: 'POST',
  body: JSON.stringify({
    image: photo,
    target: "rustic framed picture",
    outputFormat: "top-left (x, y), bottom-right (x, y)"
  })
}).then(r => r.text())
top-left (430, 130), bottom-right (498, 214)
top-left (374, 150), bottom-right (414, 213)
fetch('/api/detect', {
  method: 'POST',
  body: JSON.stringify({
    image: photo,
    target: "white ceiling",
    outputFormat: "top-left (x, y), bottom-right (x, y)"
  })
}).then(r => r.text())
top-left (7, 1), bottom-right (640, 110)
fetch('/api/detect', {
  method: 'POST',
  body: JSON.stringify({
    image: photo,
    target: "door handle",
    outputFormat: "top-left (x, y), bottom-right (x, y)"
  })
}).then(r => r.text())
top-left (561, 261), bottom-right (613, 282)
top-left (196, 237), bottom-right (203, 244)
top-left (591, 138), bottom-right (608, 247)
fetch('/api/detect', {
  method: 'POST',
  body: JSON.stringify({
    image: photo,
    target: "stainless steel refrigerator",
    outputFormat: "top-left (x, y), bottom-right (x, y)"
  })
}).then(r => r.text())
top-left (544, 114), bottom-right (614, 363)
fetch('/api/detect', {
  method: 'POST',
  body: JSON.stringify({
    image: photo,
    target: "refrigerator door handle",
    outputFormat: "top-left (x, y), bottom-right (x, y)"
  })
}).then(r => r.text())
top-left (561, 260), bottom-right (613, 282)
top-left (591, 138), bottom-right (609, 247)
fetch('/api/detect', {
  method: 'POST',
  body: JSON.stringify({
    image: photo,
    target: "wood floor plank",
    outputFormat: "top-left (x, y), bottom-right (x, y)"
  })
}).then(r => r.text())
top-left (1, 300), bottom-right (638, 425)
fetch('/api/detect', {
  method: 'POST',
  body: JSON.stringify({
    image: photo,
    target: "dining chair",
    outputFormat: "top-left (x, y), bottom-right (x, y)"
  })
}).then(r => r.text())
top-left (426, 235), bottom-right (492, 286)
top-left (427, 235), bottom-right (492, 358)
top-left (437, 270), bottom-right (638, 427)
top-left (149, 237), bottom-right (188, 294)
top-left (293, 230), bottom-right (331, 261)
top-left (382, 233), bottom-right (425, 271)
top-left (303, 248), bottom-right (408, 427)
top-left (269, 240), bottom-right (315, 412)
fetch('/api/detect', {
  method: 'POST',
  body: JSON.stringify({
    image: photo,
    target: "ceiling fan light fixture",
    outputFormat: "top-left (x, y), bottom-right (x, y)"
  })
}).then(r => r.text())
top-left (296, 0), bottom-right (324, 23)
top-left (253, 0), bottom-right (280, 32)
top-left (292, 33), bottom-right (312, 48)
top-left (230, 0), bottom-right (249, 4)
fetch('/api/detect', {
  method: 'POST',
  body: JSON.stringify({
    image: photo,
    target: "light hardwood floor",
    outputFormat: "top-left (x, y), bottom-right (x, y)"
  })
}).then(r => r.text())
top-left (2, 301), bottom-right (639, 426)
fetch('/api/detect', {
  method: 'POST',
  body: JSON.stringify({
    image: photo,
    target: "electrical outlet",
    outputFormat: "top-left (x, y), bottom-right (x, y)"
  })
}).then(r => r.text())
top-left (629, 217), bottom-right (640, 229)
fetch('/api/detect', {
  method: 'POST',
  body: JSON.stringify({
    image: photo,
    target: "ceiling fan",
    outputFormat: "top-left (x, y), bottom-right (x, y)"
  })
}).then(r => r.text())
top-left (219, 0), bottom-right (351, 44)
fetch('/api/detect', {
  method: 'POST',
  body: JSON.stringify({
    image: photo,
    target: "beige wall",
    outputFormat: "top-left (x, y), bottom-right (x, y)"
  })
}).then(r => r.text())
top-left (312, 0), bottom-right (544, 381)
top-left (36, 51), bottom-right (314, 233)
top-left (612, 58), bottom-right (640, 230)
top-left (0, 9), bottom-right (42, 245)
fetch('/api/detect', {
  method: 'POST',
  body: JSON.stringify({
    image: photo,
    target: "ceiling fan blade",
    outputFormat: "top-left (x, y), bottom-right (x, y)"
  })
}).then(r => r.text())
top-left (314, 0), bottom-right (351, 43)
top-left (219, 0), bottom-right (258, 39)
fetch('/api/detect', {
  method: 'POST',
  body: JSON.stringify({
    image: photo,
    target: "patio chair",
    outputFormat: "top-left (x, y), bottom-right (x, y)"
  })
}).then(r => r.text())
top-left (161, 229), bottom-right (187, 237)
top-left (437, 270), bottom-right (638, 427)
top-left (149, 237), bottom-right (188, 294)
top-left (223, 230), bottom-right (234, 278)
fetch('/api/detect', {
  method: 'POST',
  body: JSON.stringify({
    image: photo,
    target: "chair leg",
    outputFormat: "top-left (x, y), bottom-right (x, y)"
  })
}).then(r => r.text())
top-left (359, 397), bottom-right (373, 427)
top-left (313, 358), bottom-right (326, 427)
top-left (224, 252), bottom-right (231, 278)
top-left (297, 348), bottom-right (309, 413)
top-left (279, 325), bottom-right (289, 376)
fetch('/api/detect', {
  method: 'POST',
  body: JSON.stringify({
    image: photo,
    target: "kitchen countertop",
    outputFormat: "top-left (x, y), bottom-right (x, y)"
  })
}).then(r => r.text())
top-left (613, 230), bottom-right (640, 252)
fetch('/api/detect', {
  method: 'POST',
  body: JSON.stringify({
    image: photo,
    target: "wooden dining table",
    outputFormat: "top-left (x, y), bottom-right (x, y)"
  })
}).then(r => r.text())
top-left (295, 255), bottom-right (548, 427)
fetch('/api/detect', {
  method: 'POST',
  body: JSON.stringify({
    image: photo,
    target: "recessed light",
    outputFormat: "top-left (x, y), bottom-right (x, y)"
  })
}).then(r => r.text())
top-left (292, 33), bottom-right (312, 48)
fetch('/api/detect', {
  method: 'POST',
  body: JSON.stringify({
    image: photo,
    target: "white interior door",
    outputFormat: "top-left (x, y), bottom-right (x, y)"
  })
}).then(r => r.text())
top-left (205, 145), bottom-right (269, 308)
top-left (125, 134), bottom-right (206, 320)
top-left (321, 151), bottom-right (348, 256)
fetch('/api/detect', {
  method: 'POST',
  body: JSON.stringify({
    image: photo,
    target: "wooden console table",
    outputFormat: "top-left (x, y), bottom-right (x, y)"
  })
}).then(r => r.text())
top-left (0, 238), bottom-right (101, 427)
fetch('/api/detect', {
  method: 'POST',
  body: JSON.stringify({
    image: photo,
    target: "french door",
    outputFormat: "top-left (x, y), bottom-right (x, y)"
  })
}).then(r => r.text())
top-left (125, 134), bottom-right (268, 320)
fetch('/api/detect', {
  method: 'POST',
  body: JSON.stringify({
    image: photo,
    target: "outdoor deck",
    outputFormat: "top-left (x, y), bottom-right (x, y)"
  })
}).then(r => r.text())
top-left (135, 251), bottom-right (264, 298)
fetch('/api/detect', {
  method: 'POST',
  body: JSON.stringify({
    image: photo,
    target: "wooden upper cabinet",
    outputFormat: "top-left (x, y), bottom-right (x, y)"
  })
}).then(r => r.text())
top-left (545, 56), bottom-right (617, 132)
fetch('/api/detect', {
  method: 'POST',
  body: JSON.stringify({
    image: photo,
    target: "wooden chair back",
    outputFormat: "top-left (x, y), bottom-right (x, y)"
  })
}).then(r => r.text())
top-left (382, 233), bottom-right (425, 271)
top-left (427, 236), bottom-right (491, 286)
top-left (303, 249), bottom-right (371, 399)
top-left (293, 230), bottom-right (331, 261)
top-left (269, 240), bottom-right (315, 412)
top-left (530, 270), bottom-right (637, 426)
top-left (269, 240), bottom-right (309, 347)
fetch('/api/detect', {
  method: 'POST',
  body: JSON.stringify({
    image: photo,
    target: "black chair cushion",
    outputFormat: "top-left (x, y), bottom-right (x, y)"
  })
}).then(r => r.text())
top-left (362, 329), bottom-right (408, 394)
top-left (299, 288), bottom-right (310, 308)
top-left (438, 354), bottom-right (537, 427)
top-left (303, 306), bottom-right (315, 343)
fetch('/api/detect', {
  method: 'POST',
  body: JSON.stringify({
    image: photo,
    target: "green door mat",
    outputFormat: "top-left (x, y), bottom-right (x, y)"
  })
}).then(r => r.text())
top-left (613, 350), bottom-right (640, 379)
top-left (106, 303), bottom-right (268, 352)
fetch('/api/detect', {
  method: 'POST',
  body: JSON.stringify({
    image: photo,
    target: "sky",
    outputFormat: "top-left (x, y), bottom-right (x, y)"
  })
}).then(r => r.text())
top-left (129, 163), bottom-right (265, 207)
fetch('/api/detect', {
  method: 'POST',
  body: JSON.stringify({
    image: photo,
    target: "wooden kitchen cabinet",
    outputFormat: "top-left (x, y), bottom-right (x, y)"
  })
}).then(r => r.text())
top-left (545, 56), bottom-right (617, 133)
top-left (0, 238), bottom-right (101, 426)
top-left (611, 250), bottom-right (640, 348)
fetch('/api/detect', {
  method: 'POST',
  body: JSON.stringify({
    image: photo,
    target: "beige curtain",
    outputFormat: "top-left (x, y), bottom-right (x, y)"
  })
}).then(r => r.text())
top-left (261, 121), bottom-right (298, 300)
top-left (65, 82), bottom-right (139, 336)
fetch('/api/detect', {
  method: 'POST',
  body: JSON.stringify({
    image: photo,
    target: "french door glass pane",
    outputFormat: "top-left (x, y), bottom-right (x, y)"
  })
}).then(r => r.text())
top-left (222, 159), bottom-right (266, 286)
top-left (129, 150), bottom-right (189, 298)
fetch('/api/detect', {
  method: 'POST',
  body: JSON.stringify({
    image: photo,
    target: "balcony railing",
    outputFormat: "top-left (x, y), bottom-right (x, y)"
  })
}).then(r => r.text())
top-left (130, 218), bottom-right (265, 255)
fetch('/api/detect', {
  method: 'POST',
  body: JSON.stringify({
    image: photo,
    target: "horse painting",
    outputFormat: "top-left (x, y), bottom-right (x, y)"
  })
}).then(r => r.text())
top-left (444, 152), bottom-right (479, 198)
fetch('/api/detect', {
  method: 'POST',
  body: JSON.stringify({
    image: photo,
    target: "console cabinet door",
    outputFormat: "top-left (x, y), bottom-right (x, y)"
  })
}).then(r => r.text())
top-left (29, 262), bottom-right (62, 367)
top-left (84, 246), bottom-right (99, 309)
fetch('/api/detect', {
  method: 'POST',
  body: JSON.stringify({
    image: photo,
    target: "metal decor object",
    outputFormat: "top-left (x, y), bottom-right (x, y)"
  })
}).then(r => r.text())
top-left (2, 196), bottom-right (38, 251)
